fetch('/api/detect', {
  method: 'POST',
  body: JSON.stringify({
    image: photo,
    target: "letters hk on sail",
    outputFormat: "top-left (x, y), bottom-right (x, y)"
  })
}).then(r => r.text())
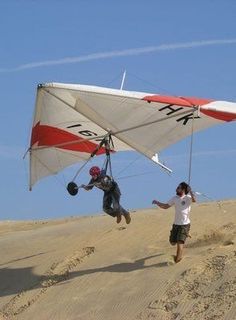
top-left (29, 82), bottom-right (236, 189)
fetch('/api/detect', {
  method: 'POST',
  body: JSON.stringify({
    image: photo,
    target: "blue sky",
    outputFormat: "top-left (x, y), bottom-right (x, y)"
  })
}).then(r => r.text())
top-left (0, 0), bottom-right (236, 220)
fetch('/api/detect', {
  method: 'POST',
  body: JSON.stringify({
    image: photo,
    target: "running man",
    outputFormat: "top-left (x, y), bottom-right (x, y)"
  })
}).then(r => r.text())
top-left (152, 182), bottom-right (196, 263)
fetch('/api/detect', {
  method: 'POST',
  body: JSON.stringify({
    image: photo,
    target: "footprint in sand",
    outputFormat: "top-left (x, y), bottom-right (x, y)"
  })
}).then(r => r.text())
top-left (117, 226), bottom-right (127, 231)
top-left (148, 299), bottom-right (163, 310)
top-left (221, 240), bottom-right (234, 247)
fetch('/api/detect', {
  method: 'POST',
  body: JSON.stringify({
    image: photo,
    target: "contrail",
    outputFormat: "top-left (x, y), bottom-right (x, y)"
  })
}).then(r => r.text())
top-left (1, 38), bottom-right (236, 72)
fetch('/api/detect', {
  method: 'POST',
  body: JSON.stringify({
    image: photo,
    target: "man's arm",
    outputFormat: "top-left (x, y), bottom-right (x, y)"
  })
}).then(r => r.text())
top-left (81, 179), bottom-right (94, 191)
top-left (81, 184), bottom-right (93, 191)
top-left (152, 200), bottom-right (171, 209)
top-left (189, 190), bottom-right (196, 202)
top-left (187, 185), bottom-right (196, 203)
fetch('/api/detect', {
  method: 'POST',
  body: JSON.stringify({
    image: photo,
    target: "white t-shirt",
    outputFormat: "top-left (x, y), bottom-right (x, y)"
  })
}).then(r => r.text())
top-left (168, 194), bottom-right (192, 225)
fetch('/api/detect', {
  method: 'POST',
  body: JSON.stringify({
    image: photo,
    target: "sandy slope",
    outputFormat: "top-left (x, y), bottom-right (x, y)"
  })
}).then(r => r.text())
top-left (0, 200), bottom-right (236, 320)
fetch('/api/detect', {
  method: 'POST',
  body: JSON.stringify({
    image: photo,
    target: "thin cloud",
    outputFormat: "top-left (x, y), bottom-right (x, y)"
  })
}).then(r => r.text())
top-left (1, 38), bottom-right (236, 72)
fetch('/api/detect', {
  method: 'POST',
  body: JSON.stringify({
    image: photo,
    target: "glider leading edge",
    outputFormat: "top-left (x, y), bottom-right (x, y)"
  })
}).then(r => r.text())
top-left (29, 82), bottom-right (236, 190)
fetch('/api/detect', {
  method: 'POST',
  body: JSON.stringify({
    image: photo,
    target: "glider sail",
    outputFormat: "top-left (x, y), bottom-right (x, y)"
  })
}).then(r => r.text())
top-left (29, 82), bottom-right (236, 189)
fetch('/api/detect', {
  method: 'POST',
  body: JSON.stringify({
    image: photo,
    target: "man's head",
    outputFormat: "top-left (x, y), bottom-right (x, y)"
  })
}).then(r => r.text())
top-left (176, 182), bottom-right (190, 196)
top-left (89, 166), bottom-right (101, 179)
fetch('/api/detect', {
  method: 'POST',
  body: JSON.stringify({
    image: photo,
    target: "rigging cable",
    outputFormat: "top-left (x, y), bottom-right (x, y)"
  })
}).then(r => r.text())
top-left (188, 110), bottom-right (195, 185)
top-left (187, 106), bottom-right (201, 185)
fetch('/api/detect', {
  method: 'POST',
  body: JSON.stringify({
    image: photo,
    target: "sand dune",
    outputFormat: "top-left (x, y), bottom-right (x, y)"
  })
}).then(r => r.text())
top-left (0, 200), bottom-right (236, 320)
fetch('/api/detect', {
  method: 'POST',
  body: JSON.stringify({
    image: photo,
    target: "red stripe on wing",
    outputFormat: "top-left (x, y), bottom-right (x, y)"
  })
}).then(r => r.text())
top-left (31, 122), bottom-right (106, 154)
top-left (143, 95), bottom-right (213, 107)
top-left (200, 109), bottom-right (236, 122)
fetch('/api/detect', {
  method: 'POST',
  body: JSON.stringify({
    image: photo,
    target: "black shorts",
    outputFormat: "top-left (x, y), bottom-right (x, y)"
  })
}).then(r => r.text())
top-left (169, 224), bottom-right (190, 244)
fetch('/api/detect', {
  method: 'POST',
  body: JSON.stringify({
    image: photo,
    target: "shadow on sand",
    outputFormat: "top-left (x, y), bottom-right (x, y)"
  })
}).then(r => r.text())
top-left (0, 253), bottom-right (170, 298)
top-left (0, 252), bottom-right (47, 267)
top-left (69, 253), bottom-right (168, 278)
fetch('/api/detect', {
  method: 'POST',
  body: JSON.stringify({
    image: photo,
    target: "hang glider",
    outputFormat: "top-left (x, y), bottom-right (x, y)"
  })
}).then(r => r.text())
top-left (29, 82), bottom-right (236, 190)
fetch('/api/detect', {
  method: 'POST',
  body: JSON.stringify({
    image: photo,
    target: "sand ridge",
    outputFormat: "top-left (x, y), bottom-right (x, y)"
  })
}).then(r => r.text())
top-left (0, 200), bottom-right (236, 320)
top-left (0, 247), bottom-right (95, 319)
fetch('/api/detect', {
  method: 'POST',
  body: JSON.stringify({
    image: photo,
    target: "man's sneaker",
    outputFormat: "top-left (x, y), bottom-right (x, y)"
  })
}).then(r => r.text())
top-left (116, 213), bottom-right (122, 224)
top-left (124, 212), bottom-right (131, 224)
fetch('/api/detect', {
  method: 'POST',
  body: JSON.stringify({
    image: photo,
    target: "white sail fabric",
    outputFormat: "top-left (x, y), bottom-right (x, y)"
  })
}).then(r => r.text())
top-left (29, 82), bottom-right (236, 189)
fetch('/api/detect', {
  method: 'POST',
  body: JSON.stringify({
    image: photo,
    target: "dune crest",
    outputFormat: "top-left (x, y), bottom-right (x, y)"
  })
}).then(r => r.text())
top-left (0, 200), bottom-right (236, 320)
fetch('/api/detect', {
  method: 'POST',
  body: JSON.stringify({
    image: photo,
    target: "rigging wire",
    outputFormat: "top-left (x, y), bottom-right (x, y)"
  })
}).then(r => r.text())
top-left (71, 156), bottom-right (93, 182)
top-left (114, 103), bottom-right (189, 179)
top-left (194, 191), bottom-right (226, 213)
top-left (114, 123), bottom-right (178, 178)
top-left (186, 108), bottom-right (225, 212)
top-left (187, 110), bottom-right (196, 185)
top-left (128, 72), bottom-right (173, 95)
top-left (105, 71), bottom-right (125, 88)
top-left (30, 151), bottom-right (66, 190)
top-left (117, 170), bottom-right (162, 181)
